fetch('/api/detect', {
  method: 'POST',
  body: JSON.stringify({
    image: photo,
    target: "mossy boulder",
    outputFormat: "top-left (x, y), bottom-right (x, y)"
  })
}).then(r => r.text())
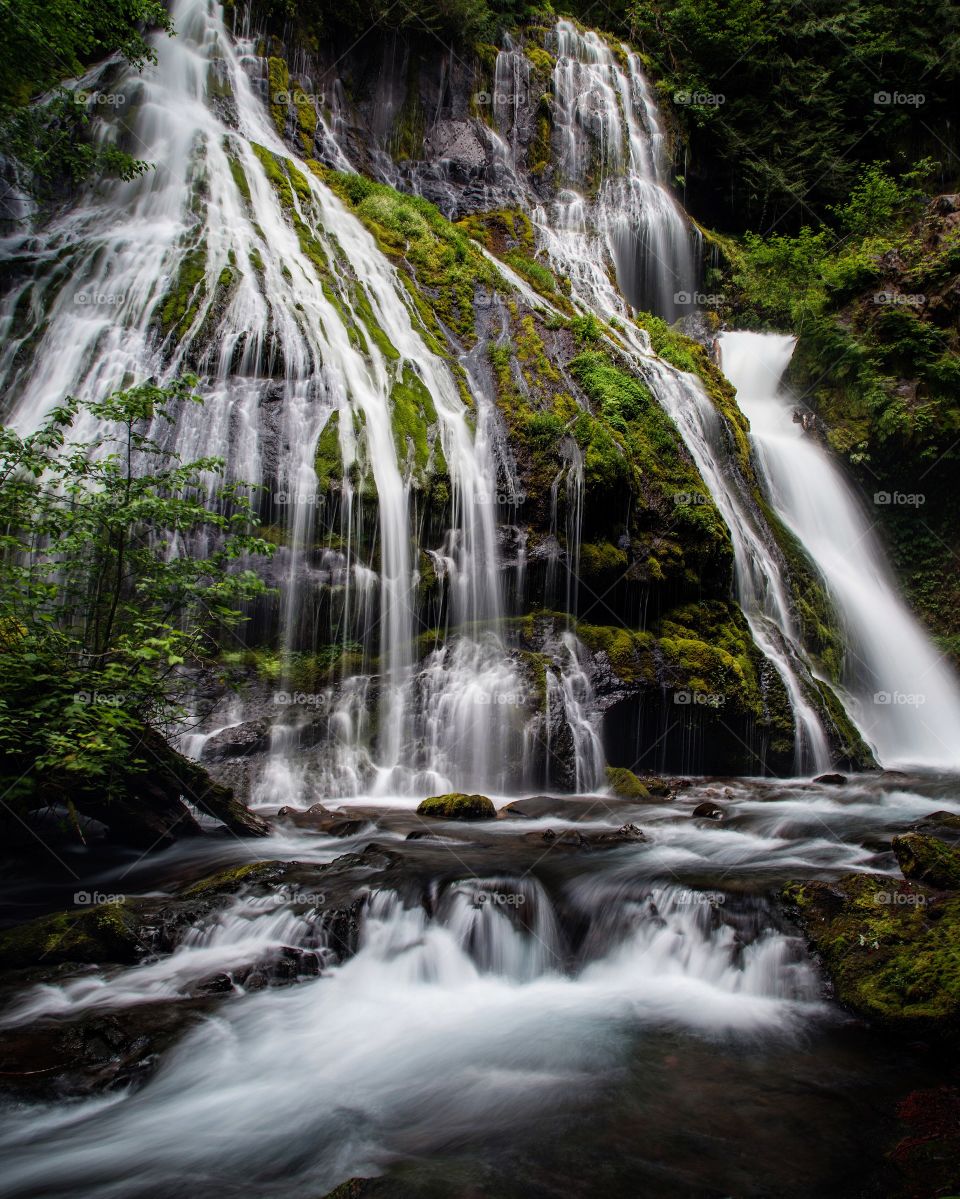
top-left (604, 766), bottom-right (650, 799)
top-left (0, 903), bottom-right (146, 969)
top-left (416, 793), bottom-right (497, 820)
top-left (782, 873), bottom-right (960, 1041)
top-left (893, 833), bottom-right (960, 891)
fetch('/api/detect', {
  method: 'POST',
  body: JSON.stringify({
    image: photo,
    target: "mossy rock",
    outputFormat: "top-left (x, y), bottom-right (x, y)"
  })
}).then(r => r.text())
top-left (893, 833), bottom-right (960, 890)
top-left (782, 873), bottom-right (960, 1040)
top-left (0, 903), bottom-right (146, 969)
top-left (605, 766), bottom-right (650, 799)
top-left (416, 793), bottom-right (496, 820)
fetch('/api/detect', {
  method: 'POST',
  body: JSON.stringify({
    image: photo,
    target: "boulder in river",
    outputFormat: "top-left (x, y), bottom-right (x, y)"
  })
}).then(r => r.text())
top-left (692, 801), bottom-right (725, 820)
top-left (781, 868), bottom-right (960, 1043)
top-left (416, 793), bottom-right (496, 820)
top-left (604, 766), bottom-right (650, 799)
top-left (813, 772), bottom-right (847, 785)
top-left (892, 832), bottom-right (960, 890)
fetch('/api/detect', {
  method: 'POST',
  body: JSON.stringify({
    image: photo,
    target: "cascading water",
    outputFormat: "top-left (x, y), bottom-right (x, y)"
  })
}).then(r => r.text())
top-left (720, 330), bottom-right (960, 770)
top-left (0, 0), bottom-right (545, 800)
top-left (546, 21), bottom-right (699, 322)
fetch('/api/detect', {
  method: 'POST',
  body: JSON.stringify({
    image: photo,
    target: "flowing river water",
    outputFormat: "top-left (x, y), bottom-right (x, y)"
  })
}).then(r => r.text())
top-left (1, 3), bottom-right (959, 1196)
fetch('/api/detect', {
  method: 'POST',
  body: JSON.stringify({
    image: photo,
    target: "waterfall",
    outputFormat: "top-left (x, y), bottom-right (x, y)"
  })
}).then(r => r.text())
top-left (0, 0), bottom-right (529, 799)
top-left (720, 331), bottom-right (960, 770)
top-left (547, 20), bottom-right (699, 321)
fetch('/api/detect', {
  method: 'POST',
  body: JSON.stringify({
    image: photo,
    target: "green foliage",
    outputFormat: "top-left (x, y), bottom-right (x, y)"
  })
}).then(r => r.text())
top-left (0, 0), bottom-right (174, 194)
top-left (0, 380), bottom-right (272, 799)
top-left (628, 0), bottom-right (960, 231)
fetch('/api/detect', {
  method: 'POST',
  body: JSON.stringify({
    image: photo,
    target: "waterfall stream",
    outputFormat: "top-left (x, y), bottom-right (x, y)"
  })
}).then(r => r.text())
top-left (2, 8), bottom-right (959, 1197)
top-left (720, 331), bottom-right (960, 770)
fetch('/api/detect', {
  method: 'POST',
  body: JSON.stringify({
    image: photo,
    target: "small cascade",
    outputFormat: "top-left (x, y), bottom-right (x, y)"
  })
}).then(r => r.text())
top-left (721, 330), bottom-right (960, 770)
top-left (545, 630), bottom-right (606, 792)
top-left (544, 21), bottom-right (699, 321)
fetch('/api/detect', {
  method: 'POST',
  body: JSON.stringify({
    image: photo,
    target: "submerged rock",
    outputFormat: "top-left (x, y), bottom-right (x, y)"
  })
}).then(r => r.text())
top-left (416, 793), bottom-right (496, 820)
top-left (892, 832), bottom-right (960, 890)
top-left (813, 772), bottom-right (847, 785)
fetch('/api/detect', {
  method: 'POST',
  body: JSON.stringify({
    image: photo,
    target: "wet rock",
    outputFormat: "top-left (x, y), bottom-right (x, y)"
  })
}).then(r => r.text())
top-left (500, 795), bottom-right (607, 821)
top-left (416, 792), bottom-right (496, 820)
top-left (915, 810), bottom-right (960, 837)
top-left (0, 1002), bottom-right (212, 1099)
top-left (814, 772), bottom-right (847, 785)
top-left (892, 833), bottom-right (960, 890)
top-left (692, 801), bottom-right (724, 820)
top-left (0, 903), bottom-right (147, 969)
top-left (276, 804), bottom-right (368, 837)
top-left (200, 720), bottom-right (270, 761)
top-left (781, 874), bottom-right (960, 1042)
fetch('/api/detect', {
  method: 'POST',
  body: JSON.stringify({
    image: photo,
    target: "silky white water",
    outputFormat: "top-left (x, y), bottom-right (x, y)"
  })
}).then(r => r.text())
top-left (720, 330), bottom-right (960, 769)
top-left (0, 0), bottom-right (603, 798)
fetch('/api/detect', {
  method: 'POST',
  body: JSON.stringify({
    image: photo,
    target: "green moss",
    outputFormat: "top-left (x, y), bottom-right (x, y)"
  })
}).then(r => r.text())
top-left (416, 792), bottom-right (497, 820)
top-left (783, 873), bottom-right (960, 1038)
top-left (315, 412), bottom-right (344, 491)
top-left (225, 145), bottom-right (251, 204)
top-left (158, 242), bottom-right (207, 338)
top-left (391, 364), bottom-right (442, 485)
top-left (295, 91), bottom-right (318, 151)
top-left (525, 45), bottom-right (555, 74)
top-left (319, 168), bottom-right (496, 345)
top-left (634, 311), bottom-right (752, 469)
top-left (605, 765), bottom-right (650, 799)
top-left (267, 56), bottom-right (289, 135)
top-left (251, 141), bottom-right (296, 210)
top-left (0, 903), bottom-right (143, 967)
top-left (893, 833), bottom-right (960, 890)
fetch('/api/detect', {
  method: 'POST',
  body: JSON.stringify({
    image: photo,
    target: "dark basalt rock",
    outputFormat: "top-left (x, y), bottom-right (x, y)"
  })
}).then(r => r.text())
top-left (692, 801), bottom-right (724, 820)
top-left (813, 772), bottom-right (847, 785)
